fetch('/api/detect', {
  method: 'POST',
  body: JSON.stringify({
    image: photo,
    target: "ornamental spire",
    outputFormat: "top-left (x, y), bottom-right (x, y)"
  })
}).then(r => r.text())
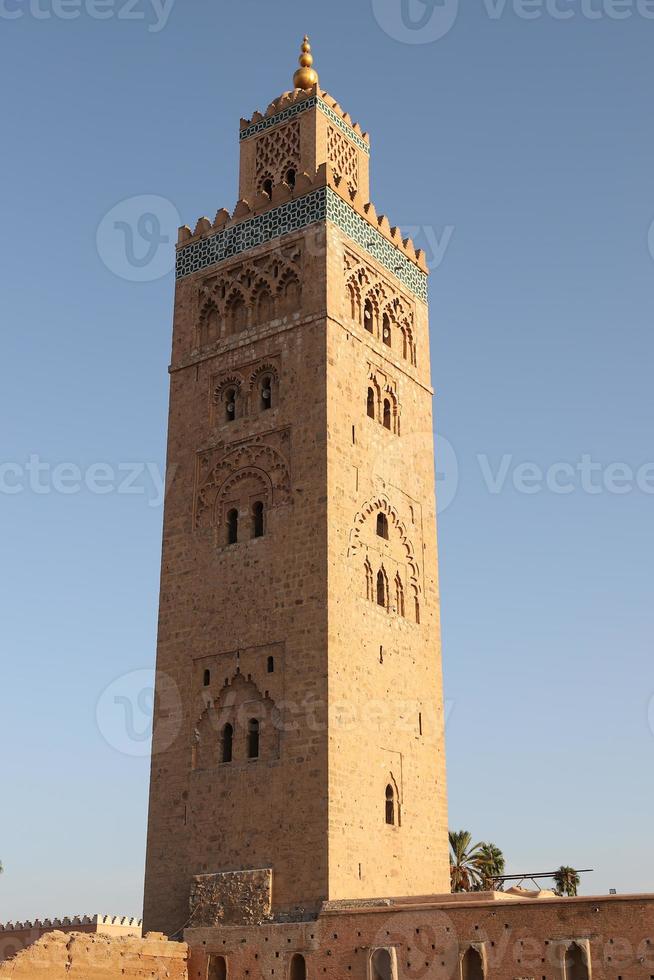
top-left (293, 35), bottom-right (319, 91)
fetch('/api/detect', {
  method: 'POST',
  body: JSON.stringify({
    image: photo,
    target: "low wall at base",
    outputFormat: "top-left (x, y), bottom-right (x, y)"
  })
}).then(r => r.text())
top-left (0, 930), bottom-right (187, 979)
top-left (186, 892), bottom-right (654, 980)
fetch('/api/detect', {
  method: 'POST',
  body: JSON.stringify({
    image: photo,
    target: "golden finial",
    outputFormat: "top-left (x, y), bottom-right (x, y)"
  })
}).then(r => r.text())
top-left (293, 35), bottom-right (319, 91)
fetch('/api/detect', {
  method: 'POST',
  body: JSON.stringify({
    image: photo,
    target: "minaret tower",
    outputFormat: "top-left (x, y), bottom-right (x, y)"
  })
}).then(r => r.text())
top-left (143, 39), bottom-right (449, 937)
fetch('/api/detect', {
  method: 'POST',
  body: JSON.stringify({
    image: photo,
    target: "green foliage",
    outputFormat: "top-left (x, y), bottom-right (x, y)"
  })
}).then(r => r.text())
top-left (449, 831), bottom-right (506, 893)
top-left (553, 866), bottom-right (580, 897)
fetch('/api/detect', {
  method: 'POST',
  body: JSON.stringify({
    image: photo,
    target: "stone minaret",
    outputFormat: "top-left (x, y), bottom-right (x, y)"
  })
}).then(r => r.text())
top-left (143, 38), bottom-right (450, 937)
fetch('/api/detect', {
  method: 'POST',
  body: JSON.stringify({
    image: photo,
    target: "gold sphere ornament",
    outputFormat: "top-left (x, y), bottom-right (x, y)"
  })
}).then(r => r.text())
top-left (293, 35), bottom-right (319, 91)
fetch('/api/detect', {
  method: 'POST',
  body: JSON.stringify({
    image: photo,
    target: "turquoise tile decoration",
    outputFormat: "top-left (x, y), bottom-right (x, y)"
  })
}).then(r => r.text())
top-left (176, 188), bottom-right (428, 302)
top-left (240, 96), bottom-right (371, 156)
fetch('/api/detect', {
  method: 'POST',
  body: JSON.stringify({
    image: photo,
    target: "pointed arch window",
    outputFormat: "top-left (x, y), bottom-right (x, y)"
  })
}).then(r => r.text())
top-left (385, 784), bottom-right (396, 825)
top-left (382, 312), bottom-right (392, 347)
top-left (261, 375), bottom-right (273, 410)
top-left (221, 724), bottom-right (233, 764)
top-left (383, 398), bottom-right (392, 430)
top-left (367, 387), bottom-right (376, 419)
top-left (225, 387), bottom-right (237, 422)
top-left (395, 575), bottom-right (405, 617)
top-left (364, 298), bottom-right (374, 333)
top-left (247, 718), bottom-right (260, 760)
top-left (365, 560), bottom-right (374, 602)
top-left (227, 508), bottom-right (238, 545)
top-left (461, 947), bottom-right (484, 980)
top-left (564, 944), bottom-right (589, 980)
top-left (377, 570), bottom-right (387, 609)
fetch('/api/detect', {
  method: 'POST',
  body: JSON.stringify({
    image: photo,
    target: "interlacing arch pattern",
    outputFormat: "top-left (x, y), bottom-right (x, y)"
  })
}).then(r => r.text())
top-left (327, 125), bottom-right (359, 197)
top-left (196, 248), bottom-right (302, 349)
top-left (348, 494), bottom-right (421, 621)
top-left (255, 120), bottom-right (301, 195)
top-left (367, 369), bottom-right (400, 435)
top-left (344, 254), bottom-right (417, 366)
top-left (195, 442), bottom-right (291, 530)
top-left (211, 360), bottom-right (280, 424)
top-left (192, 671), bottom-right (281, 770)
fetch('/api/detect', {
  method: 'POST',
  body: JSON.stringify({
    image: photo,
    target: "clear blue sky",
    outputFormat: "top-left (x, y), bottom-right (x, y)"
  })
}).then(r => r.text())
top-left (1, 0), bottom-right (653, 921)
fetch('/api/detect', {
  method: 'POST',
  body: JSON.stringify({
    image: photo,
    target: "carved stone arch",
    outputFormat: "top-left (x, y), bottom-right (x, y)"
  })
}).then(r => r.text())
top-left (225, 287), bottom-right (249, 335)
top-left (194, 670), bottom-right (281, 769)
top-left (213, 373), bottom-right (245, 424)
top-left (213, 373), bottom-right (244, 401)
top-left (249, 362), bottom-right (280, 414)
top-left (346, 276), bottom-right (362, 324)
top-left (348, 494), bottom-right (421, 597)
top-left (251, 278), bottom-right (275, 324)
top-left (196, 442), bottom-right (292, 529)
top-left (258, 170), bottom-right (275, 196)
top-left (198, 297), bottom-right (222, 348)
top-left (214, 463), bottom-right (271, 514)
top-left (277, 269), bottom-right (301, 316)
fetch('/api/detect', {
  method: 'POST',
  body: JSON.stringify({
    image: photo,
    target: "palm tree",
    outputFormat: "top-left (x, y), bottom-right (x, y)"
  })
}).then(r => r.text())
top-left (553, 866), bottom-right (580, 897)
top-left (449, 831), bottom-right (484, 892)
top-left (475, 842), bottom-right (506, 891)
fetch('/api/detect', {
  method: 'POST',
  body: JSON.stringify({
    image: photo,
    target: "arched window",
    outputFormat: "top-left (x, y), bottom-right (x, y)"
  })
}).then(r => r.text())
top-left (203, 669), bottom-right (211, 687)
top-left (247, 718), bottom-right (260, 759)
top-left (225, 388), bottom-right (237, 422)
top-left (253, 501), bottom-right (265, 539)
top-left (377, 570), bottom-right (387, 609)
top-left (286, 168), bottom-right (297, 190)
top-left (367, 387), bottom-right (376, 419)
top-left (564, 945), bottom-right (589, 980)
top-left (207, 955), bottom-right (227, 980)
top-left (262, 178), bottom-right (273, 198)
top-left (290, 953), bottom-right (307, 980)
top-left (371, 948), bottom-right (394, 980)
top-left (376, 513), bottom-right (389, 540)
top-left (227, 508), bottom-right (238, 545)
top-left (385, 784), bottom-right (396, 825)
top-left (267, 655), bottom-right (275, 674)
top-left (227, 297), bottom-right (247, 334)
top-left (395, 575), bottom-right (405, 617)
top-left (365, 560), bottom-right (374, 602)
top-left (382, 312), bottom-right (392, 347)
top-left (364, 298), bottom-right (374, 333)
top-left (260, 376), bottom-right (273, 411)
top-left (201, 305), bottom-right (220, 347)
top-left (348, 283), bottom-right (361, 323)
top-left (383, 398), bottom-right (392, 430)
top-left (221, 724), bottom-right (233, 764)
top-left (257, 288), bottom-right (273, 323)
top-left (461, 947), bottom-right (484, 980)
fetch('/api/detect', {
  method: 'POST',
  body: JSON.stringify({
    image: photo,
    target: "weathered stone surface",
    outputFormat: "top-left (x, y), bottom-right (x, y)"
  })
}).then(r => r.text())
top-left (0, 930), bottom-right (187, 979)
top-left (189, 869), bottom-right (273, 926)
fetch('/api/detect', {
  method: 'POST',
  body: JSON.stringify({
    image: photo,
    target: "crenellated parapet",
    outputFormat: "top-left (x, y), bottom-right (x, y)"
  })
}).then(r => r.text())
top-left (239, 86), bottom-right (370, 152)
top-left (176, 163), bottom-right (429, 300)
top-left (0, 914), bottom-right (142, 932)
